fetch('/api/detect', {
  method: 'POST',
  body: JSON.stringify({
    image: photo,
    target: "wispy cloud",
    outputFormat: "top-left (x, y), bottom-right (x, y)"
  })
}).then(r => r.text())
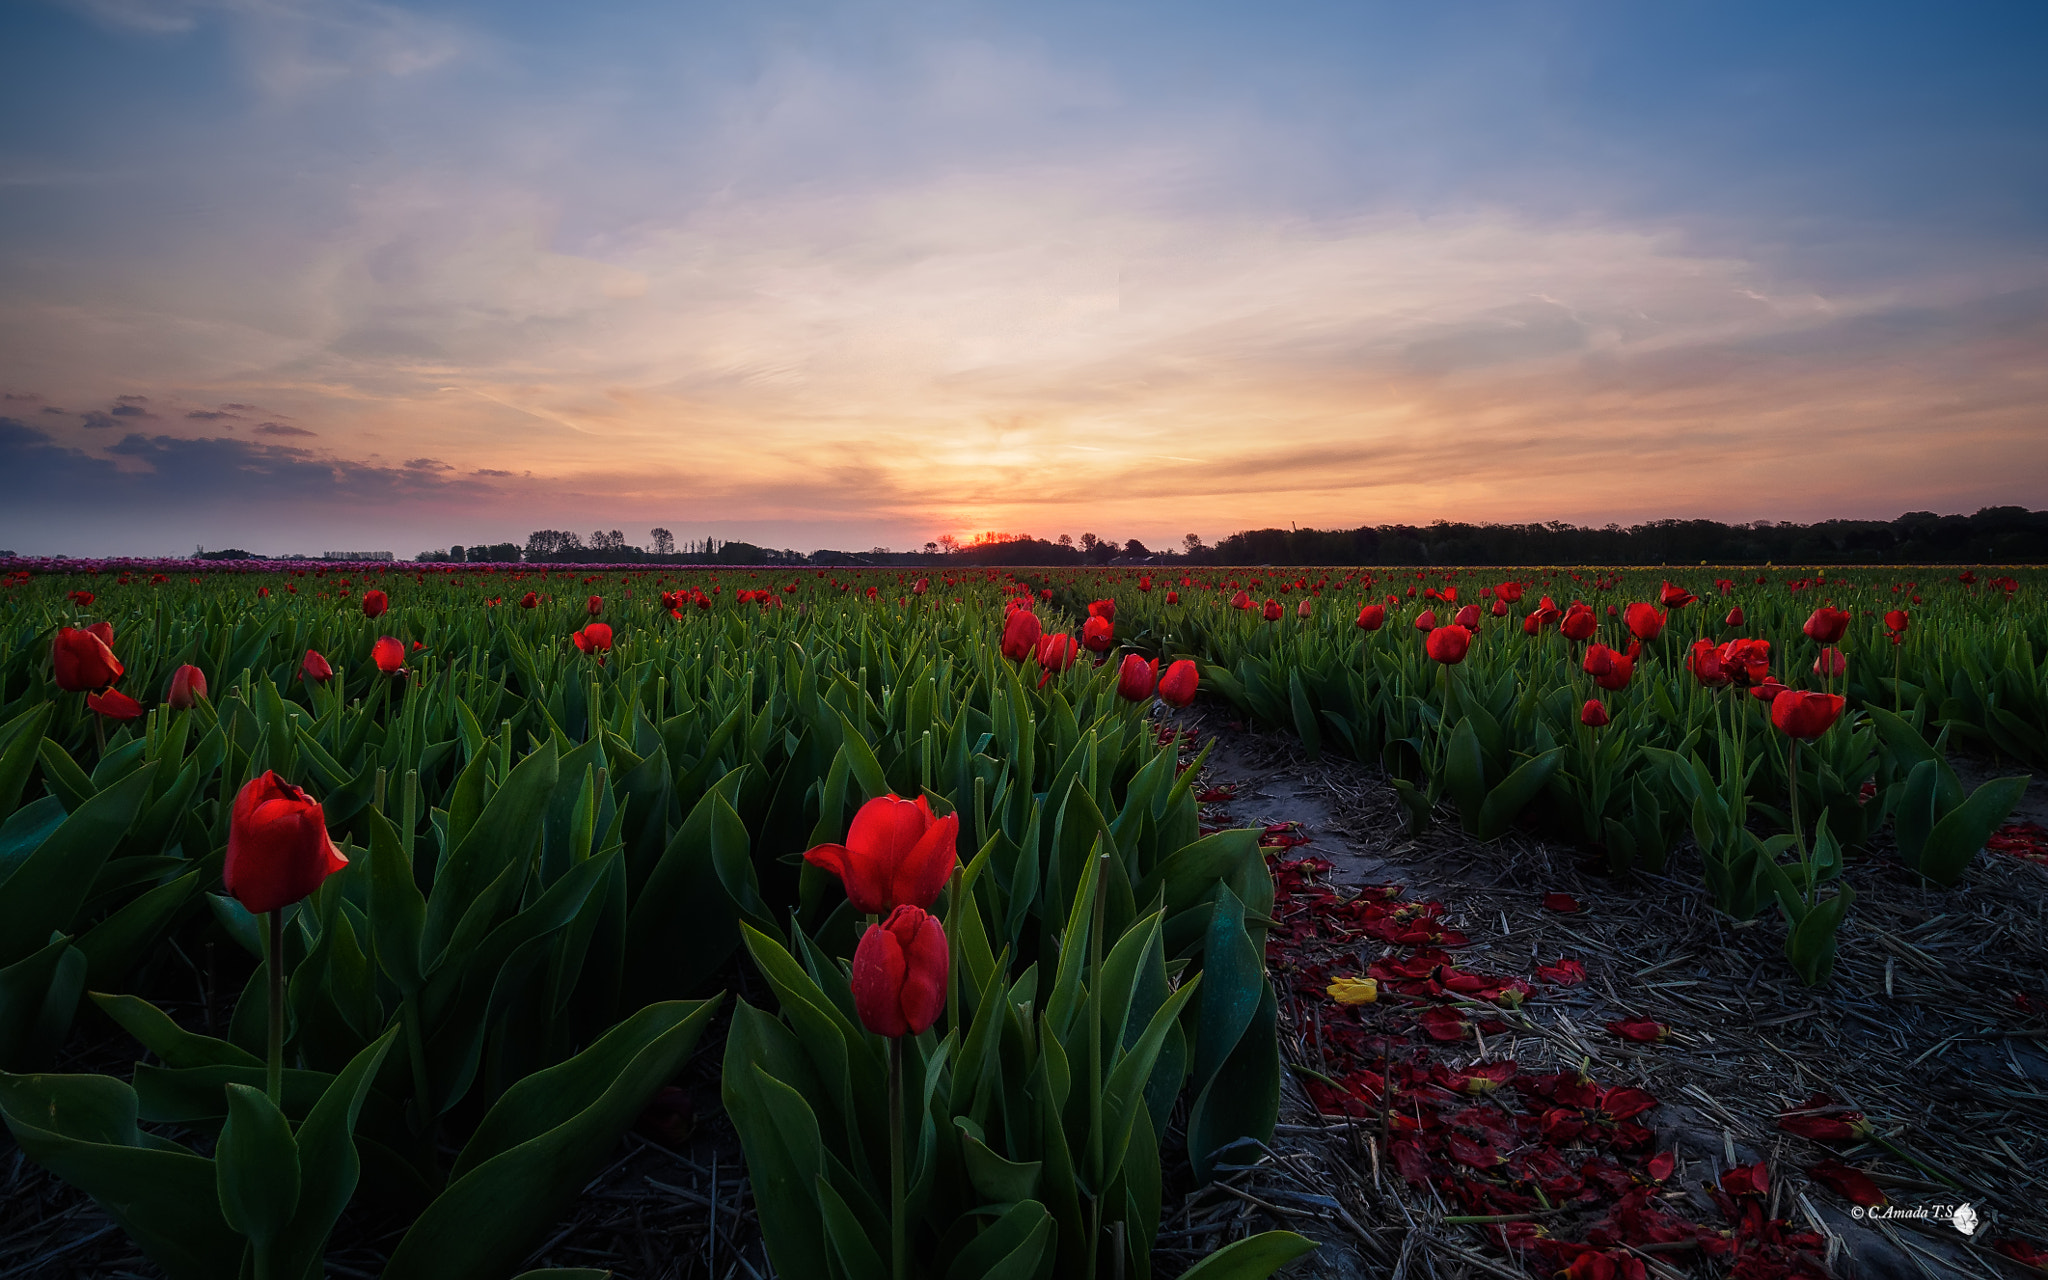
top-left (4, 1), bottom-right (2044, 555)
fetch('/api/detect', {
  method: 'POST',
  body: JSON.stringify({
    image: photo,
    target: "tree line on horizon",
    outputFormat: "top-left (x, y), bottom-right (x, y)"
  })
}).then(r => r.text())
top-left (395, 506), bottom-right (2048, 567)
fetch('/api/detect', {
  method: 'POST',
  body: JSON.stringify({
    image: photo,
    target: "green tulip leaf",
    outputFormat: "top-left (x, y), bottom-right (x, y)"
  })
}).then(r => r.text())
top-left (92, 991), bottom-right (261, 1068)
top-left (216, 1083), bottom-right (301, 1249)
top-left (0, 764), bottom-right (156, 968)
top-left (0, 1070), bottom-right (241, 1280)
top-left (1175, 1229), bottom-right (1318, 1279)
top-left (382, 998), bottom-right (720, 1280)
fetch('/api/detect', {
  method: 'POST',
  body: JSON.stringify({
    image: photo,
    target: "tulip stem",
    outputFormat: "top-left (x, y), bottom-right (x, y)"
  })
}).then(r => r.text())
top-left (888, 1035), bottom-right (906, 1280)
top-left (265, 908), bottom-right (284, 1105)
top-left (1788, 739), bottom-right (1811, 911)
top-left (1892, 642), bottom-right (1902, 717)
top-left (946, 863), bottom-right (962, 1033)
top-left (1087, 847), bottom-right (1108, 1280)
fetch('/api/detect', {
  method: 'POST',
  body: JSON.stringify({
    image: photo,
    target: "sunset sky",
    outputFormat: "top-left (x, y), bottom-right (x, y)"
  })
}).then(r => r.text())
top-left (2, 1), bottom-right (2044, 558)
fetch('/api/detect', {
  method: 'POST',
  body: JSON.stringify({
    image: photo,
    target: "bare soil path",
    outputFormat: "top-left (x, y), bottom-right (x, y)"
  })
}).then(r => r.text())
top-left (1161, 706), bottom-right (2048, 1280)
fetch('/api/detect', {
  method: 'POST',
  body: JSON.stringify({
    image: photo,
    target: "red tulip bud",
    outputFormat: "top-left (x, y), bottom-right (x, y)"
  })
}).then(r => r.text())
top-left (1623, 602), bottom-right (1666, 641)
top-left (223, 771), bottom-right (349, 914)
top-left (302, 649), bottom-right (334, 682)
top-left (1157, 659), bottom-right (1200, 708)
top-left (1002, 607), bottom-right (1044, 660)
top-left (1115, 653), bottom-right (1158, 702)
top-left (1580, 699), bottom-right (1609, 727)
top-left (1802, 607), bottom-right (1850, 644)
top-left (167, 664), bottom-right (208, 709)
top-left (1425, 624), bottom-right (1472, 665)
top-left (372, 636), bottom-right (405, 674)
top-left (1771, 690), bottom-right (1844, 739)
top-left (851, 905), bottom-right (948, 1038)
top-left (52, 626), bottom-right (124, 692)
top-left (1356, 604), bottom-right (1386, 631)
top-left (362, 589), bottom-right (388, 618)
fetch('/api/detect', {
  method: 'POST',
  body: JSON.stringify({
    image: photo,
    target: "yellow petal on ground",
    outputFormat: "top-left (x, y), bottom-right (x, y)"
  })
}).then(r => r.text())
top-left (1326, 976), bottom-right (1378, 1005)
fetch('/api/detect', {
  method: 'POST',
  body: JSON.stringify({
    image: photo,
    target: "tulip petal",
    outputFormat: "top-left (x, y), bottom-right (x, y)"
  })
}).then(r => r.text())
top-left (851, 921), bottom-right (910, 1037)
top-left (890, 812), bottom-right (958, 912)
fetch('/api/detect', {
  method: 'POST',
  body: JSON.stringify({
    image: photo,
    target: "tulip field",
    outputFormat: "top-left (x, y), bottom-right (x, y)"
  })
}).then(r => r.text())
top-left (0, 558), bottom-right (2042, 1279)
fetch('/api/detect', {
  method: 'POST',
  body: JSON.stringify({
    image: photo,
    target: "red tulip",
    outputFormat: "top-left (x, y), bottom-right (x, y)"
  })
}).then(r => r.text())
top-left (1082, 615), bottom-right (1115, 652)
top-left (372, 635), bottom-right (405, 673)
top-left (1165, 590), bottom-right (1179, 604)
top-left (362, 589), bottom-right (388, 618)
top-left (1230, 590), bottom-right (1252, 611)
top-left (1356, 604), bottom-right (1386, 631)
top-left (88, 688), bottom-right (143, 720)
top-left (574, 622), bottom-right (614, 653)
top-left (1260, 598), bottom-right (1283, 622)
top-left (1425, 624), bottom-right (1471, 664)
top-left (1772, 690), bottom-right (1844, 739)
top-left (302, 649), bottom-right (334, 682)
top-left (1724, 606), bottom-right (1745, 627)
top-left (1414, 609), bottom-right (1437, 632)
top-left (1489, 598), bottom-right (1507, 617)
top-left (1115, 654), bottom-right (1158, 702)
top-left (1658, 581), bottom-right (1697, 609)
top-left (1883, 609), bottom-right (1908, 634)
top-left (222, 771), bottom-right (349, 914)
top-left (1453, 604), bottom-right (1480, 630)
top-left (1802, 607), bottom-right (1850, 644)
top-left (1718, 637), bottom-right (1771, 684)
top-left (1296, 597), bottom-right (1314, 619)
top-left (167, 664), bottom-right (208, 709)
top-left (1559, 604), bottom-right (1596, 641)
top-left (1583, 643), bottom-right (1633, 691)
top-left (520, 592), bottom-right (539, 608)
top-left (1157, 659), bottom-right (1199, 708)
top-left (1623, 602), bottom-right (1666, 642)
top-left (912, 578), bottom-right (928, 595)
top-left (1001, 607), bottom-right (1043, 660)
top-left (851, 904), bottom-right (948, 1037)
top-left (803, 794), bottom-right (959, 915)
top-left (587, 594), bottom-right (603, 617)
top-left (1750, 678), bottom-right (1790, 704)
top-left (68, 589), bottom-right (95, 607)
top-left (1088, 599), bottom-right (1116, 622)
top-left (1036, 632), bottom-right (1078, 673)
top-left (1813, 647), bottom-right (1847, 677)
top-left (1495, 582), bottom-right (1524, 605)
top-left (52, 626), bottom-right (124, 692)
top-left (1686, 639), bottom-right (1728, 688)
top-left (1580, 699), bottom-right (1609, 727)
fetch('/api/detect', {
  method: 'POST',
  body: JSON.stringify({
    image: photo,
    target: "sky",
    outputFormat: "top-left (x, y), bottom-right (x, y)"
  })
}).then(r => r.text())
top-left (1, 1), bottom-right (2044, 558)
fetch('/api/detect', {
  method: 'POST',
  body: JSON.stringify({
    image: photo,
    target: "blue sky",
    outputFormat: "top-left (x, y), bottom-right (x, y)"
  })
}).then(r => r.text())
top-left (2, 0), bottom-right (2043, 556)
